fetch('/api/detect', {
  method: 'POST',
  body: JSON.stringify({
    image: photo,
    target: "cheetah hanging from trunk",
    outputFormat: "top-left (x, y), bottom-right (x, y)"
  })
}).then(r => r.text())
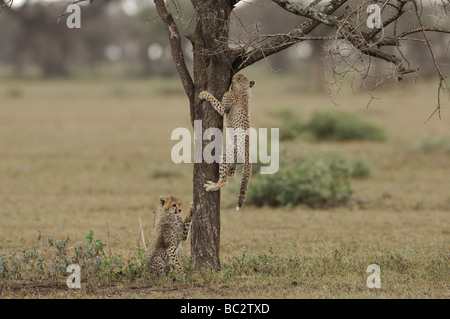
top-left (199, 73), bottom-right (255, 210)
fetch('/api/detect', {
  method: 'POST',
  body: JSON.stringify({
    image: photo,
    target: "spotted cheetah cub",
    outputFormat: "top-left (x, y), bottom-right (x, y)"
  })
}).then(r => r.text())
top-left (143, 195), bottom-right (194, 276)
top-left (199, 73), bottom-right (255, 210)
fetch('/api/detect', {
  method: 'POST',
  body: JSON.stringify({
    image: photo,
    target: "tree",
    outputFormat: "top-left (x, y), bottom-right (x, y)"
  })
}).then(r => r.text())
top-left (3, 0), bottom-right (448, 271)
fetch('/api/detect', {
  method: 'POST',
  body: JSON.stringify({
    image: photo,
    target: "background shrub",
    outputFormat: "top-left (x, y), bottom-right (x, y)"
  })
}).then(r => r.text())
top-left (351, 156), bottom-right (371, 179)
top-left (148, 164), bottom-right (184, 179)
top-left (408, 136), bottom-right (450, 153)
top-left (247, 150), bottom-right (355, 208)
top-left (272, 109), bottom-right (387, 142)
top-left (272, 109), bottom-right (305, 141)
top-left (305, 111), bottom-right (387, 141)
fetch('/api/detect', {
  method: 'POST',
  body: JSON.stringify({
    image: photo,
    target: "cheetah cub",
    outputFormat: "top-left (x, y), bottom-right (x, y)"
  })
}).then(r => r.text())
top-left (143, 195), bottom-right (194, 276)
top-left (199, 73), bottom-right (255, 210)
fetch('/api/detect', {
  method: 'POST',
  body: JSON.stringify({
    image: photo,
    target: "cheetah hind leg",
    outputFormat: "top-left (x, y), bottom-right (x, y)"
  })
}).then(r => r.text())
top-left (167, 246), bottom-right (183, 273)
top-left (150, 255), bottom-right (166, 276)
top-left (204, 163), bottom-right (228, 191)
top-left (204, 180), bottom-right (227, 192)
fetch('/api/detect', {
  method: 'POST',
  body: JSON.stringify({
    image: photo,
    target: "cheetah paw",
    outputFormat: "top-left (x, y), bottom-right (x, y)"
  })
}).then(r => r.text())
top-left (199, 91), bottom-right (208, 100)
top-left (204, 181), bottom-right (217, 192)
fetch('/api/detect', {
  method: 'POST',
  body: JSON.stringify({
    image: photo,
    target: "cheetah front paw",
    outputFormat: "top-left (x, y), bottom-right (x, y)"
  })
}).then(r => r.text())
top-left (204, 181), bottom-right (217, 192)
top-left (199, 91), bottom-right (208, 100)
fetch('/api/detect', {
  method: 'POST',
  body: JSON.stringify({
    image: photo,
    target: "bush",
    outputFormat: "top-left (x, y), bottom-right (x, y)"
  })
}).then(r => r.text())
top-left (247, 150), bottom-right (354, 208)
top-left (273, 109), bottom-right (305, 141)
top-left (5, 87), bottom-right (23, 98)
top-left (305, 111), bottom-right (387, 141)
top-left (351, 156), bottom-right (371, 179)
top-left (271, 109), bottom-right (387, 142)
top-left (408, 136), bottom-right (450, 153)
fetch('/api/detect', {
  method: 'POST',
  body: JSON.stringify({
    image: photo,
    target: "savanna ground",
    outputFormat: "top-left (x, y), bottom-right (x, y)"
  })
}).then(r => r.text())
top-left (0, 68), bottom-right (449, 298)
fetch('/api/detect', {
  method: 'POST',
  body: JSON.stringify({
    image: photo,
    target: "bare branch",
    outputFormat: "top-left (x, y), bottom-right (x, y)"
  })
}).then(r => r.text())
top-left (272, 0), bottom-right (343, 26)
top-left (0, 0), bottom-right (13, 13)
top-left (56, 0), bottom-right (93, 23)
top-left (88, 221), bottom-right (138, 261)
top-left (154, 0), bottom-right (195, 102)
top-left (232, 0), bottom-right (348, 71)
top-left (411, 0), bottom-right (449, 121)
top-left (308, 0), bottom-right (323, 8)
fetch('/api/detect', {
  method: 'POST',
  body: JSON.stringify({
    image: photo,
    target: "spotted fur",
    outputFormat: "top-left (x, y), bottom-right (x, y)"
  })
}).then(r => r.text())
top-left (143, 195), bottom-right (193, 275)
top-left (199, 73), bottom-right (255, 210)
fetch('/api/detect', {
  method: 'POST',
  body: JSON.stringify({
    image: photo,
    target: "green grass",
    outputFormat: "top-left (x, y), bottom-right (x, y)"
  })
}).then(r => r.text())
top-left (1, 234), bottom-right (447, 298)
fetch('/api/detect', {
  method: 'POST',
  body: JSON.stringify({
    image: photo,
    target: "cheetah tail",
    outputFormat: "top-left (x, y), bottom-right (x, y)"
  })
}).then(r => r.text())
top-left (237, 162), bottom-right (252, 211)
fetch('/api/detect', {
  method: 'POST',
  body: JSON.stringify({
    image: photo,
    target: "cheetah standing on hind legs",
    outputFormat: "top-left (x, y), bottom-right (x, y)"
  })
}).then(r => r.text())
top-left (143, 195), bottom-right (193, 276)
top-left (199, 73), bottom-right (255, 211)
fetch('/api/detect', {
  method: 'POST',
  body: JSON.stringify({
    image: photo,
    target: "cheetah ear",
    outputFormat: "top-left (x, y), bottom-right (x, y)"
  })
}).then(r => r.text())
top-left (159, 196), bottom-right (166, 207)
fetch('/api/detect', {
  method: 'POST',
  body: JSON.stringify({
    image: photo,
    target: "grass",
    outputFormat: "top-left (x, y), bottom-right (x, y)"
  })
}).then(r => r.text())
top-left (0, 72), bottom-right (449, 298)
top-left (1, 230), bottom-right (448, 298)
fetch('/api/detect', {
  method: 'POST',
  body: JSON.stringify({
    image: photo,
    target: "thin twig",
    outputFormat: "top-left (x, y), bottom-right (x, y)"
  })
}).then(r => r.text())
top-left (139, 218), bottom-right (147, 252)
top-left (0, 0), bottom-right (13, 14)
top-left (57, 0), bottom-right (92, 24)
top-left (105, 220), bottom-right (113, 261)
top-left (87, 221), bottom-right (138, 260)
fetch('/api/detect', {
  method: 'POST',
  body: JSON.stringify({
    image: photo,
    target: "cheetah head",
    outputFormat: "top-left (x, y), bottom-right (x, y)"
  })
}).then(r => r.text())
top-left (159, 195), bottom-right (182, 215)
top-left (232, 73), bottom-right (255, 91)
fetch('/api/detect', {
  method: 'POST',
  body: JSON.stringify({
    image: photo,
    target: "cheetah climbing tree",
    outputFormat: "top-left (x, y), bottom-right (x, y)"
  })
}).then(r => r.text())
top-left (4, 0), bottom-right (447, 271)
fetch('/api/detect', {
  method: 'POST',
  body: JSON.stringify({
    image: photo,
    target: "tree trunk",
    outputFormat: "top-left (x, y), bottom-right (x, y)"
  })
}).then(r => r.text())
top-left (190, 67), bottom-right (231, 271)
top-left (189, 1), bottom-right (234, 271)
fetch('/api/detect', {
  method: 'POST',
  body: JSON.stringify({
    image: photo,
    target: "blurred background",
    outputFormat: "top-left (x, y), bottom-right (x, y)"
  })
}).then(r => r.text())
top-left (0, 0), bottom-right (448, 82)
